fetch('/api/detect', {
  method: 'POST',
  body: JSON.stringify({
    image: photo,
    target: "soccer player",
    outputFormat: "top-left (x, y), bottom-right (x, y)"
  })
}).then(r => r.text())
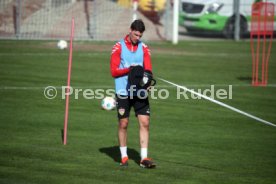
top-left (110, 19), bottom-right (156, 168)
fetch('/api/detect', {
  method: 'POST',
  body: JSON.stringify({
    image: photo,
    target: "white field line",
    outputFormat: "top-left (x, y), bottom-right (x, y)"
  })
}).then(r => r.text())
top-left (0, 53), bottom-right (106, 56)
top-left (158, 77), bottom-right (276, 128)
top-left (0, 86), bottom-right (113, 90)
top-left (157, 84), bottom-right (276, 88)
top-left (1, 84), bottom-right (276, 90)
top-left (0, 52), bottom-right (250, 57)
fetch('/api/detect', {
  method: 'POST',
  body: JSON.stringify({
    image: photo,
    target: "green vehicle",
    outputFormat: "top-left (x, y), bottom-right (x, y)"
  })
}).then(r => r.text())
top-left (179, 0), bottom-right (276, 38)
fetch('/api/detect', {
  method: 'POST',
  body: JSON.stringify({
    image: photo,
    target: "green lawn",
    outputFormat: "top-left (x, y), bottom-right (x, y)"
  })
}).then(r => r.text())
top-left (0, 40), bottom-right (275, 184)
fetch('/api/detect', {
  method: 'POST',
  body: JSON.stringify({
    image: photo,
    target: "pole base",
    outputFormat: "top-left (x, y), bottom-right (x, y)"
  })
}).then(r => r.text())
top-left (252, 82), bottom-right (267, 87)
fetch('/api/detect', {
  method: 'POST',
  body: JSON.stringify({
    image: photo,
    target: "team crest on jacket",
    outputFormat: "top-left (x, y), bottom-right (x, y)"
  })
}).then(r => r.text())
top-left (118, 108), bottom-right (125, 116)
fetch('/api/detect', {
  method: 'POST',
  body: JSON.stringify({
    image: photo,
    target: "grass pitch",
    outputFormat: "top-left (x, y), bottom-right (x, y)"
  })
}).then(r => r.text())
top-left (0, 40), bottom-right (275, 184)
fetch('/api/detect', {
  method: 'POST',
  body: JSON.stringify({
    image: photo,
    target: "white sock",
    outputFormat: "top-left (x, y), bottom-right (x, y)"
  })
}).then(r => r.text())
top-left (120, 146), bottom-right (128, 158)
top-left (141, 148), bottom-right (148, 160)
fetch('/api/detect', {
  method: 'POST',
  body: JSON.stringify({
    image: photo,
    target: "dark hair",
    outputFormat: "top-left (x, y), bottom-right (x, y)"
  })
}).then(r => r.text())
top-left (130, 19), bottom-right (145, 33)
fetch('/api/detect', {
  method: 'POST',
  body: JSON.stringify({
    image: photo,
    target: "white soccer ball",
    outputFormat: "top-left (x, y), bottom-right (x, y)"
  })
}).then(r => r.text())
top-left (101, 96), bottom-right (116, 111)
top-left (57, 40), bottom-right (68, 50)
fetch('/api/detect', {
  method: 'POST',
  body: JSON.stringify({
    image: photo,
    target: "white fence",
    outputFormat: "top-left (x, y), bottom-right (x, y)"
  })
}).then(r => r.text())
top-left (0, 0), bottom-right (172, 41)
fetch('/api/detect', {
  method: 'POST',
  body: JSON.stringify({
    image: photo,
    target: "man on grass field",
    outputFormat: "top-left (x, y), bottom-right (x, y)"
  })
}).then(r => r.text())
top-left (110, 19), bottom-right (156, 168)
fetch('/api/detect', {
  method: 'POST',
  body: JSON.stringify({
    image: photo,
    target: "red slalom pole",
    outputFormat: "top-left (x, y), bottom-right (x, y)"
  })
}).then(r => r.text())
top-left (250, 2), bottom-right (274, 86)
top-left (63, 17), bottom-right (75, 145)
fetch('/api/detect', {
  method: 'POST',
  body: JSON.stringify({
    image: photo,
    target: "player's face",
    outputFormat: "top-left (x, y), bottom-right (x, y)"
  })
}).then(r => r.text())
top-left (129, 30), bottom-right (143, 44)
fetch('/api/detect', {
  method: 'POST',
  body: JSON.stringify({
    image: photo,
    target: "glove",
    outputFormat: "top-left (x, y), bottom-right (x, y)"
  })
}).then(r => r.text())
top-left (140, 70), bottom-right (156, 89)
top-left (128, 66), bottom-right (156, 91)
top-left (128, 65), bottom-right (144, 87)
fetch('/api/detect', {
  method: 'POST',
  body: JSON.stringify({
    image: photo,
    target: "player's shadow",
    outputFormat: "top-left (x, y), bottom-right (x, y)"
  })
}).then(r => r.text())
top-left (99, 146), bottom-right (140, 165)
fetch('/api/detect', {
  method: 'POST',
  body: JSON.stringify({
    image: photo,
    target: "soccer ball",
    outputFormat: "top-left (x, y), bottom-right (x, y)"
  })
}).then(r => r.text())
top-left (101, 96), bottom-right (116, 111)
top-left (57, 40), bottom-right (68, 49)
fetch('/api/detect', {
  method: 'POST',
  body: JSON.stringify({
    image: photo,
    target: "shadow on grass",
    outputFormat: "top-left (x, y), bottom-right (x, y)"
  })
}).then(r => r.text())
top-left (61, 129), bottom-right (64, 143)
top-left (99, 146), bottom-right (140, 165)
top-left (237, 76), bottom-right (252, 82)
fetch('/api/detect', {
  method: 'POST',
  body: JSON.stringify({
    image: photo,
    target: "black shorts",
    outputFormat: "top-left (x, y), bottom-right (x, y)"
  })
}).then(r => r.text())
top-left (116, 95), bottom-right (150, 119)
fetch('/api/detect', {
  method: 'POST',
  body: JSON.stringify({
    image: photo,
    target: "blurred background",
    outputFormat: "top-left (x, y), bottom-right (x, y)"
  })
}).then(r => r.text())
top-left (1, 0), bottom-right (275, 41)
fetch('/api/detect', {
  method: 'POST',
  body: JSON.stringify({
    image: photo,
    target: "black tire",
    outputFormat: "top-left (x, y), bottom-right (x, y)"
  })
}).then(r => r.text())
top-left (223, 16), bottom-right (248, 39)
top-left (185, 27), bottom-right (193, 33)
